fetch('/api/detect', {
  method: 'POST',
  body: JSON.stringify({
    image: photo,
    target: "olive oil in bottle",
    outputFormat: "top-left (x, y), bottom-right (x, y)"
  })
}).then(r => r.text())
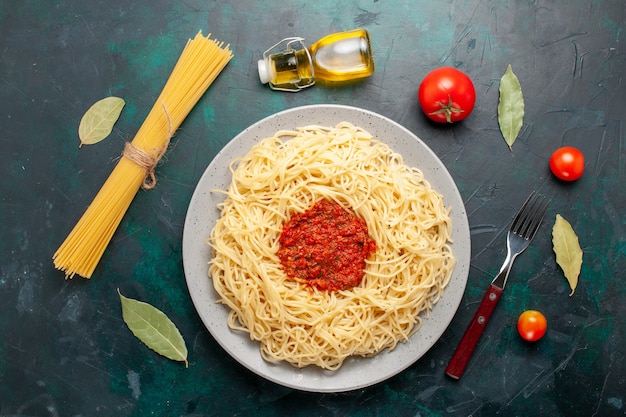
top-left (258, 28), bottom-right (375, 92)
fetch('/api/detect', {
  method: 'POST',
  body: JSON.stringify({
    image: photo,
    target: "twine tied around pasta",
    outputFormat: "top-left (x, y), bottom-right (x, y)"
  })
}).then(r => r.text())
top-left (122, 104), bottom-right (173, 190)
top-left (122, 142), bottom-right (160, 189)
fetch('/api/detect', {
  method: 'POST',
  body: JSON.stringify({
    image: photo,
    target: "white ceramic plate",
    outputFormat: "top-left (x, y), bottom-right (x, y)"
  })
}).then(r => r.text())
top-left (182, 104), bottom-right (470, 392)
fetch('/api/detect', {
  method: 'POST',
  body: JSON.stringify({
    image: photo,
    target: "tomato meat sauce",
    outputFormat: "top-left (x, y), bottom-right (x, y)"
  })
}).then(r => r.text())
top-left (277, 199), bottom-right (376, 291)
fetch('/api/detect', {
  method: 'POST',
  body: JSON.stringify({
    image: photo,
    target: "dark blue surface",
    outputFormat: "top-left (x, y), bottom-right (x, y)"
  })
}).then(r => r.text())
top-left (1, 1), bottom-right (624, 416)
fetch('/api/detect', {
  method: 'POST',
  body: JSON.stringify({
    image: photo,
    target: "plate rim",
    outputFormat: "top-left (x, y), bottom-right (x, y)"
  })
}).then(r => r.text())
top-left (182, 104), bottom-right (470, 392)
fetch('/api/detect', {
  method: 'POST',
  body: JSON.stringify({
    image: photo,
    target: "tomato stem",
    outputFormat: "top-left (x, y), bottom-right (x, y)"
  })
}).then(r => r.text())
top-left (429, 95), bottom-right (464, 123)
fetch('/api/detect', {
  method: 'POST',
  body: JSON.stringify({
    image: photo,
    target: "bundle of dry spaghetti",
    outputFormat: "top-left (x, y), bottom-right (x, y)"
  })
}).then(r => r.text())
top-left (53, 31), bottom-right (232, 279)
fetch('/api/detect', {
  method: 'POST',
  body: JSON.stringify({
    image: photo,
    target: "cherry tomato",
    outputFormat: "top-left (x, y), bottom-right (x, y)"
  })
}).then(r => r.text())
top-left (549, 146), bottom-right (584, 181)
top-left (517, 310), bottom-right (547, 342)
top-left (418, 67), bottom-right (476, 123)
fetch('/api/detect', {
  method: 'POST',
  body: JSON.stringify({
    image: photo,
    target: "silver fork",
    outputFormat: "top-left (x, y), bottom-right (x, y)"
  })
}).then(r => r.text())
top-left (445, 192), bottom-right (549, 380)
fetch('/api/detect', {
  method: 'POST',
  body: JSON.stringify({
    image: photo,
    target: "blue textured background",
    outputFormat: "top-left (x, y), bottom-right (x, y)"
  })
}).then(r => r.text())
top-left (0, 1), bottom-right (624, 416)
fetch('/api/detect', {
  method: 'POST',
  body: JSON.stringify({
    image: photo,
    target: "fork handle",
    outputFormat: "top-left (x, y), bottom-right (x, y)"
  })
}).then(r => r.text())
top-left (445, 284), bottom-right (503, 380)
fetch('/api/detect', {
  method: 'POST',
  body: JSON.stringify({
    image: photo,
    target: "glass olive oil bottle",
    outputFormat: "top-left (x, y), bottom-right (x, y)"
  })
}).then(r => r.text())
top-left (258, 28), bottom-right (375, 92)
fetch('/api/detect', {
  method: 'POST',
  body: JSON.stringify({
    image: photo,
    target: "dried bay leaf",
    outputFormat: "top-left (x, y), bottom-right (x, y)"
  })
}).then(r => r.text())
top-left (78, 96), bottom-right (125, 147)
top-left (118, 289), bottom-right (188, 367)
top-left (552, 214), bottom-right (583, 296)
top-left (498, 65), bottom-right (524, 150)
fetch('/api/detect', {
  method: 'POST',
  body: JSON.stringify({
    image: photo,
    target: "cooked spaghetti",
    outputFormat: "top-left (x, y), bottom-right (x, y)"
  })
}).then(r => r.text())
top-left (208, 122), bottom-right (455, 370)
top-left (53, 31), bottom-right (232, 279)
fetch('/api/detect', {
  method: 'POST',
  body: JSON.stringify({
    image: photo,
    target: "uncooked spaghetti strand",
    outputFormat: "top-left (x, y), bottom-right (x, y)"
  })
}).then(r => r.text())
top-left (54, 32), bottom-right (232, 279)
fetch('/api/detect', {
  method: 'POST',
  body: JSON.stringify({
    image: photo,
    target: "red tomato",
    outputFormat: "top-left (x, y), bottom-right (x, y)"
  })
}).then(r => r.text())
top-left (418, 67), bottom-right (476, 123)
top-left (549, 146), bottom-right (584, 181)
top-left (517, 310), bottom-right (547, 342)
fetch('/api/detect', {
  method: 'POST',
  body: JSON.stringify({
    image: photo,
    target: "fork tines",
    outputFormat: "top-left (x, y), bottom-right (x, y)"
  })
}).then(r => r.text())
top-left (511, 192), bottom-right (550, 239)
